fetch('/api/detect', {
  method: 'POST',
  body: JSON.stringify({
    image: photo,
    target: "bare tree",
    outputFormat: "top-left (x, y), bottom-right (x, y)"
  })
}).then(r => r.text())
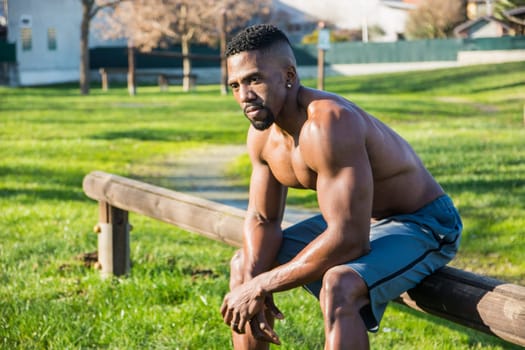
top-left (405, 0), bottom-right (466, 39)
top-left (497, 0), bottom-right (525, 35)
top-left (95, 0), bottom-right (164, 95)
top-left (97, 0), bottom-right (270, 93)
top-left (79, 0), bottom-right (122, 95)
top-left (139, 0), bottom-right (270, 93)
top-left (167, 1), bottom-right (215, 92)
top-left (496, 0), bottom-right (525, 16)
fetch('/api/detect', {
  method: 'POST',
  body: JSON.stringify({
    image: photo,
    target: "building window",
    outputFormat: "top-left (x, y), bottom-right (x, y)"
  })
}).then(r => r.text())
top-left (47, 28), bottom-right (57, 50)
top-left (21, 27), bottom-right (32, 51)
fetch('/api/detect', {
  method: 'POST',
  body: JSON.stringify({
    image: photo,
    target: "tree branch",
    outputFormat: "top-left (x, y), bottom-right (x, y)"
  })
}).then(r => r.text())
top-left (89, 0), bottom-right (125, 19)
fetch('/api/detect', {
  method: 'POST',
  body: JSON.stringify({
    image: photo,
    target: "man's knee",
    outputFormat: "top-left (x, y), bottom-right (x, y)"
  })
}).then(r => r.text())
top-left (320, 265), bottom-right (369, 313)
top-left (229, 250), bottom-right (244, 289)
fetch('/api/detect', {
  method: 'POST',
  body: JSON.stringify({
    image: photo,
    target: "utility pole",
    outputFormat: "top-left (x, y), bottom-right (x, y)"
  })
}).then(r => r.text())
top-left (219, 9), bottom-right (228, 95)
top-left (127, 41), bottom-right (136, 96)
top-left (317, 21), bottom-right (330, 91)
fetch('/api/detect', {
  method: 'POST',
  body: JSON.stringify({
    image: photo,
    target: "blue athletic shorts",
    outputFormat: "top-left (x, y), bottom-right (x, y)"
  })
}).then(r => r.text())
top-left (276, 195), bottom-right (462, 332)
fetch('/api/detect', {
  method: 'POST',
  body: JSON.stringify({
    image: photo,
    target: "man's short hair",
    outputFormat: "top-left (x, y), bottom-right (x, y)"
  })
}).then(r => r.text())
top-left (226, 24), bottom-right (292, 58)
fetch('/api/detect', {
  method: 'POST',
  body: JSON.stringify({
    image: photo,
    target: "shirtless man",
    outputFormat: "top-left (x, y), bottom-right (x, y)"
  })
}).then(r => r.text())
top-left (220, 24), bottom-right (462, 350)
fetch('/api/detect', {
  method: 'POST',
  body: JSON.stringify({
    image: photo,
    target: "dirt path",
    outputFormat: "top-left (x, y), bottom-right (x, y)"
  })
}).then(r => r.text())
top-left (168, 144), bottom-right (248, 208)
top-left (170, 144), bottom-right (317, 224)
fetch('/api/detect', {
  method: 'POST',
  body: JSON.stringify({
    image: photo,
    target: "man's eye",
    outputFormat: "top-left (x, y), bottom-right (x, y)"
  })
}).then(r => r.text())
top-left (250, 76), bottom-right (260, 83)
top-left (230, 83), bottom-right (239, 89)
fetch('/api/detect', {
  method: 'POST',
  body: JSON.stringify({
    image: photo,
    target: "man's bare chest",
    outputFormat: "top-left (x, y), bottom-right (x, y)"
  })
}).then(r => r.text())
top-left (265, 144), bottom-right (317, 189)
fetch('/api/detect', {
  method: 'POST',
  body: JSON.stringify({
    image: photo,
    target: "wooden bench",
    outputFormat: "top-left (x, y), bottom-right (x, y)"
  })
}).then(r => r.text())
top-left (82, 170), bottom-right (525, 347)
top-left (98, 68), bottom-right (197, 91)
top-left (156, 73), bottom-right (198, 91)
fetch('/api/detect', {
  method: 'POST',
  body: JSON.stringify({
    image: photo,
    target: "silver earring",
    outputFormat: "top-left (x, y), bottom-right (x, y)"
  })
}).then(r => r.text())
top-left (286, 82), bottom-right (292, 88)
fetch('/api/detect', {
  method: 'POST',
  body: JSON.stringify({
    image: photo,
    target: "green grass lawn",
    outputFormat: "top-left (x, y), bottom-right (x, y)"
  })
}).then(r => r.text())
top-left (1, 61), bottom-right (524, 349)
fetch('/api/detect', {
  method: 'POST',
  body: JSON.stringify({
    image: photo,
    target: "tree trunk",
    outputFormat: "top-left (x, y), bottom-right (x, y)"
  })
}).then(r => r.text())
top-left (79, 1), bottom-right (92, 95)
top-left (127, 44), bottom-right (136, 96)
top-left (219, 10), bottom-right (228, 95)
top-left (181, 37), bottom-right (192, 92)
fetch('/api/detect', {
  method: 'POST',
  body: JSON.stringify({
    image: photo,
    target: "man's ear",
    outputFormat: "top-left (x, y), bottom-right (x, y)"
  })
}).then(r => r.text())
top-left (285, 66), bottom-right (298, 85)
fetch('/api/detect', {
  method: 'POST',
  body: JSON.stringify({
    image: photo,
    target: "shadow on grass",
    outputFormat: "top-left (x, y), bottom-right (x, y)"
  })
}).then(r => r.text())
top-left (359, 98), bottom-right (480, 122)
top-left (1, 82), bottom-right (226, 101)
top-left (0, 188), bottom-right (86, 203)
top-left (389, 303), bottom-right (522, 349)
top-left (2, 83), bottom-right (82, 97)
top-left (441, 178), bottom-right (525, 199)
top-left (90, 128), bottom-right (243, 143)
top-left (0, 164), bottom-right (88, 202)
top-left (471, 80), bottom-right (525, 93)
top-left (325, 61), bottom-right (525, 95)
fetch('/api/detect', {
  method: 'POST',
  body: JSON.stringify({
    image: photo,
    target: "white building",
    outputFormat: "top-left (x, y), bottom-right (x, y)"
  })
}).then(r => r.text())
top-left (273, 0), bottom-right (415, 42)
top-left (3, 0), bottom-right (82, 85)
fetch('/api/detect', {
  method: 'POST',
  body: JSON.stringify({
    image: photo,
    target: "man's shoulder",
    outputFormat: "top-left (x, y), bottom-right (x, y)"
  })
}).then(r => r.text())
top-left (304, 99), bottom-right (366, 134)
top-left (300, 95), bottom-right (369, 154)
top-left (302, 92), bottom-right (361, 123)
top-left (305, 95), bottom-right (339, 115)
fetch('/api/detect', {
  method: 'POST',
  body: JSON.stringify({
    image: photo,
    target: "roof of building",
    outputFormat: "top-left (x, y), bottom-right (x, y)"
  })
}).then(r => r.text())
top-left (504, 6), bottom-right (525, 17)
top-left (454, 15), bottom-right (513, 36)
top-left (381, 0), bottom-right (416, 10)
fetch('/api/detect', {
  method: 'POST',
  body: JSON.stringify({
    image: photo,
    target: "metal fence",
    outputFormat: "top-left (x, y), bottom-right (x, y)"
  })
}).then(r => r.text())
top-left (88, 36), bottom-right (525, 69)
top-left (294, 36), bottom-right (525, 65)
top-left (0, 41), bottom-right (15, 62)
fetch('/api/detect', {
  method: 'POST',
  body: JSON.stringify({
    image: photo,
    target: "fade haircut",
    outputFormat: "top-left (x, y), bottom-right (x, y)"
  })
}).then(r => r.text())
top-left (226, 24), bottom-right (293, 58)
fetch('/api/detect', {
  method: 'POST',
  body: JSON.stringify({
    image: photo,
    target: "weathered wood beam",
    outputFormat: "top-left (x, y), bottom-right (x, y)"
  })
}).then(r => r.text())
top-left (83, 171), bottom-right (245, 249)
top-left (398, 267), bottom-right (525, 346)
top-left (82, 171), bottom-right (525, 346)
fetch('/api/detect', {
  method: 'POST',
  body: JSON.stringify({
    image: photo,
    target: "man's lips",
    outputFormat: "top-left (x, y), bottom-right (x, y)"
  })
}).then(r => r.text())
top-left (244, 105), bottom-right (263, 114)
top-left (244, 105), bottom-right (264, 118)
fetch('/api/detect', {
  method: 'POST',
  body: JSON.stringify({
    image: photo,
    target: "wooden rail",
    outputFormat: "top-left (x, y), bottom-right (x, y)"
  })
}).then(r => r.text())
top-left (82, 171), bottom-right (525, 347)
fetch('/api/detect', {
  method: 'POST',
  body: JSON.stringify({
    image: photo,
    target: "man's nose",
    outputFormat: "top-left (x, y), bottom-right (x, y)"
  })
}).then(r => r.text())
top-left (239, 85), bottom-right (255, 103)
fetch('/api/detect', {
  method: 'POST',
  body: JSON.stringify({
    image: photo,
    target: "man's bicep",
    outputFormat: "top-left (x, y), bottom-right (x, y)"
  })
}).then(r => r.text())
top-left (314, 160), bottom-right (373, 263)
top-left (316, 162), bottom-right (373, 227)
top-left (312, 117), bottom-right (374, 245)
top-left (304, 110), bottom-right (373, 230)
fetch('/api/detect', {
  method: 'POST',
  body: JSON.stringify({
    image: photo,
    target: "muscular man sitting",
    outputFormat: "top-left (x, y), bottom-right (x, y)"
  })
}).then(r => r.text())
top-left (220, 24), bottom-right (462, 350)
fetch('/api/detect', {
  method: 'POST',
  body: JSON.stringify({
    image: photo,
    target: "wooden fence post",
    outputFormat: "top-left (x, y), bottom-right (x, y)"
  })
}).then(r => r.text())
top-left (158, 74), bottom-right (168, 91)
top-left (99, 68), bottom-right (108, 91)
top-left (96, 201), bottom-right (130, 277)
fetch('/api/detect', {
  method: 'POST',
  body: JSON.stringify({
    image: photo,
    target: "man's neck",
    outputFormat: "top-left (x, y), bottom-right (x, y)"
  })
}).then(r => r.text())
top-left (274, 85), bottom-right (307, 136)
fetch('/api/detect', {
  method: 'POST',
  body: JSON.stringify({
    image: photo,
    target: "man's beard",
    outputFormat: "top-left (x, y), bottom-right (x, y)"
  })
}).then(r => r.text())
top-left (244, 106), bottom-right (275, 131)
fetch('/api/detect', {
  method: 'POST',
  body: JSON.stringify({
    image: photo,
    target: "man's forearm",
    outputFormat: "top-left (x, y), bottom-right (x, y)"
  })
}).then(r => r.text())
top-left (251, 227), bottom-right (370, 295)
top-left (251, 259), bottom-right (319, 296)
top-left (242, 220), bottom-right (283, 280)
